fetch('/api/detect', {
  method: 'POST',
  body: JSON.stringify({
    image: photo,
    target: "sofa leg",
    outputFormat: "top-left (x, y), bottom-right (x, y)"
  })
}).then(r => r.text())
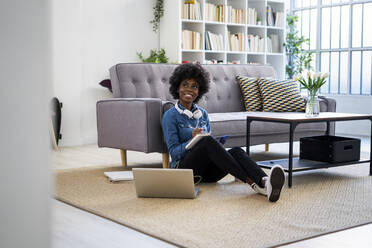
top-left (120, 149), bottom-right (127, 167)
top-left (162, 153), bottom-right (170, 168)
top-left (265, 144), bottom-right (269, 152)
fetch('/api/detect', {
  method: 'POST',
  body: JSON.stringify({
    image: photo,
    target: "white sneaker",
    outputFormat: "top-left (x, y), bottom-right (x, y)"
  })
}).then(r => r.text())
top-left (251, 182), bottom-right (267, 195)
top-left (266, 165), bottom-right (285, 202)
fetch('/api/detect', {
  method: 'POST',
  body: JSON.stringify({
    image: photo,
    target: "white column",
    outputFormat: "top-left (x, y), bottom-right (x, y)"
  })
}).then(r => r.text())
top-left (0, 1), bottom-right (51, 248)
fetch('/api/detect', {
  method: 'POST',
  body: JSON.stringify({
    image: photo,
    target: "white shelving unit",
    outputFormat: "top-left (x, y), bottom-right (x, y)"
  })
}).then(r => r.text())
top-left (160, 0), bottom-right (286, 79)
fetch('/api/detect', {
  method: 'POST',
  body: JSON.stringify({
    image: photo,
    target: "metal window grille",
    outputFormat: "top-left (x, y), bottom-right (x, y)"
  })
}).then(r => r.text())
top-left (291, 0), bottom-right (372, 95)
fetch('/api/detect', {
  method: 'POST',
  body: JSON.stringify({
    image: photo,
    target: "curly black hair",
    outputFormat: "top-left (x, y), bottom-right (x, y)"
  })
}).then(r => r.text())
top-left (169, 63), bottom-right (210, 103)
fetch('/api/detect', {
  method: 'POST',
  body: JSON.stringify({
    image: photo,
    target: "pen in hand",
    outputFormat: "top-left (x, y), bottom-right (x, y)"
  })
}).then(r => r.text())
top-left (192, 127), bottom-right (204, 137)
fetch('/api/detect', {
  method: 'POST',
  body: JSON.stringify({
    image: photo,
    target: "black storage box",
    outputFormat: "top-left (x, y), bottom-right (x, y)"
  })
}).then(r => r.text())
top-left (300, 135), bottom-right (360, 163)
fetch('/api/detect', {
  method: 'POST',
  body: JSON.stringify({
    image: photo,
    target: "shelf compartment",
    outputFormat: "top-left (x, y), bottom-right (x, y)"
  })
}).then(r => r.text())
top-left (257, 157), bottom-right (371, 172)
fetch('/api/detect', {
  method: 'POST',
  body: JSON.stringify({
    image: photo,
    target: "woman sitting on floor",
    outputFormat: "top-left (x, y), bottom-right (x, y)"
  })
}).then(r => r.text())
top-left (161, 63), bottom-right (285, 202)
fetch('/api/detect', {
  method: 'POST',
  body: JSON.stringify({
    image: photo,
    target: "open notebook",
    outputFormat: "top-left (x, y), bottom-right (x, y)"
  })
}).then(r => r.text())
top-left (185, 133), bottom-right (210, 150)
top-left (185, 134), bottom-right (230, 150)
top-left (104, 171), bottom-right (133, 182)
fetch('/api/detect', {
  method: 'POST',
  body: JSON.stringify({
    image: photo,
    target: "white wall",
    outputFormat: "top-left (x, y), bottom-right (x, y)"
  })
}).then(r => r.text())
top-left (53, 0), bottom-right (371, 146)
top-left (330, 95), bottom-right (372, 137)
top-left (52, 0), bottom-right (157, 146)
top-left (0, 1), bottom-right (51, 247)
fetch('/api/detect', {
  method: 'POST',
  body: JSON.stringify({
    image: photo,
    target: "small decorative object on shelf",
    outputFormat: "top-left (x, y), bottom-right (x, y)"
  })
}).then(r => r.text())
top-left (295, 71), bottom-right (329, 117)
top-left (256, 16), bottom-right (262, 25)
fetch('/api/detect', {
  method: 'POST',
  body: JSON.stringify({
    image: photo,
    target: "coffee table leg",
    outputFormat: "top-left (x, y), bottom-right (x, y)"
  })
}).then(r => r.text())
top-left (288, 123), bottom-right (297, 188)
top-left (326, 121), bottom-right (330, 135)
top-left (246, 120), bottom-right (252, 156)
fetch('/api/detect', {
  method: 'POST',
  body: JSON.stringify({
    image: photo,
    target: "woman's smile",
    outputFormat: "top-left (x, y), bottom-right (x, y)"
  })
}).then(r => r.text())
top-left (178, 79), bottom-right (199, 109)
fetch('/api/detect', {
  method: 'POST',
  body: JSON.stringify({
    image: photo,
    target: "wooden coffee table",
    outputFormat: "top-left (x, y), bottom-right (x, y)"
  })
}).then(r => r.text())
top-left (246, 112), bottom-right (372, 187)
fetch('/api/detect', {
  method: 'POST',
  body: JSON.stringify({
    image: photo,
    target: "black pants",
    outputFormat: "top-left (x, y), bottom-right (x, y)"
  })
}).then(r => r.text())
top-left (178, 136), bottom-right (267, 187)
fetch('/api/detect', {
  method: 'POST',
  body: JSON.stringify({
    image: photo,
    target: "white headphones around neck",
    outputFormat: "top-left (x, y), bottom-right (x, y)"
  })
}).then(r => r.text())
top-left (175, 101), bottom-right (202, 119)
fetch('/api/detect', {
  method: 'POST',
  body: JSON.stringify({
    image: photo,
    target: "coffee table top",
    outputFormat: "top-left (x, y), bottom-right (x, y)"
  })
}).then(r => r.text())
top-left (246, 112), bottom-right (372, 123)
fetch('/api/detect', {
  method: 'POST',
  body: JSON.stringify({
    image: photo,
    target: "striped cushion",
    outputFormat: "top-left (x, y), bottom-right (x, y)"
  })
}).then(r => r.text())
top-left (236, 75), bottom-right (262, 111)
top-left (258, 78), bottom-right (305, 112)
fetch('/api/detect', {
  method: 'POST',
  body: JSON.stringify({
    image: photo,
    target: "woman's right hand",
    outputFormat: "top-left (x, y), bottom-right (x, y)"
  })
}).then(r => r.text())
top-left (192, 128), bottom-right (204, 137)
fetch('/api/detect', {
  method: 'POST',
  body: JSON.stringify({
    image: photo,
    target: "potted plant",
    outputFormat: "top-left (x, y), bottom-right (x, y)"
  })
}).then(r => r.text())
top-left (137, 0), bottom-right (169, 63)
top-left (137, 48), bottom-right (169, 63)
top-left (256, 16), bottom-right (262, 25)
top-left (150, 0), bottom-right (164, 33)
top-left (295, 71), bottom-right (329, 117)
top-left (284, 14), bottom-right (313, 79)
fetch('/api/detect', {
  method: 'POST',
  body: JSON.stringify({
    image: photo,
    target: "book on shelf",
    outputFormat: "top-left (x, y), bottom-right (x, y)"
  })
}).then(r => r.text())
top-left (266, 6), bottom-right (283, 27)
top-left (247, 8), bottom-right (257, 25)
top-left (182, 0), bottom-right (201, 20)
top-left (247, 34), bottom-right (264, 53)
top-left (182, 30), bottom-right (201, 50)
top-left (266, 36), bottom-right (272, 53)
top-left (227, 61), bottom-right (241, 64)
top-left (205, 2), bottom-right (225, 22)
top-left (205, 59), bottom-right (224, 64)
top-left (205, 31), bottom-right (211, 50)
top-left (266, 6), bottom-right (274, 26)
top-left (228, 32), bottom-right (244, 51)
top-left (269, 34), bottom-right (280, 53)
top-left (274, 12), bottom-right (283, 27)
top-left (205, 31), bottom-right (224, 51)
top-left (227, 6), bottom-right (245, 24)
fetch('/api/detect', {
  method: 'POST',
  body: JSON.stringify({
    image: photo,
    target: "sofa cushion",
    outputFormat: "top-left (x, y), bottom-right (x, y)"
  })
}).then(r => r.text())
top-left (235, 75), bottom-right (262, 111)
top-left (208, 112), bottom-right (326, 137)
top-left (258, 78), bottom-right (306, 112)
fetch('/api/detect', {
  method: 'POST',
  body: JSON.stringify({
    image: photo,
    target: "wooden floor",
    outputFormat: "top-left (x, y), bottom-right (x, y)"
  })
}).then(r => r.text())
top-left (52, 139), bottom-right (372, 248)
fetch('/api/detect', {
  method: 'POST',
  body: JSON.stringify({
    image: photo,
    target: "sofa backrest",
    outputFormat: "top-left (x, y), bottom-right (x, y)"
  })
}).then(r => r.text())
top-left (109, 63), bottom-right (277, 113)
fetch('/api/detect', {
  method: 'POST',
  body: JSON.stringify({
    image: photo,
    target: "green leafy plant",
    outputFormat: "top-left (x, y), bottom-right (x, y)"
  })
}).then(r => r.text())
top-left (256, 16), bottom-right (261, 24)
top-left (137, 48), bottom-right (169, 63)
top-left (284, 14), bottom-right (313, 79)
top-left (150, 0), bottom-right (164, 33)
top-left (137, 0), bottom-right (168, 63)
top-left (295, 71), bottom-right (329, 96)
top-left (296, 71), bottom-right (328, 116)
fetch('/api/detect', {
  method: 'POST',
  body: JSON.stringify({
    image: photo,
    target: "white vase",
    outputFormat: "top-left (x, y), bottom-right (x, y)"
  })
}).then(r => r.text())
top-left (305, 91), bottom-right (320, 117)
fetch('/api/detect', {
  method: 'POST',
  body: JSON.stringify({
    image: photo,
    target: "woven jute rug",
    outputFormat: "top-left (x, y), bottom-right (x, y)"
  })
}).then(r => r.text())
top-left (55, 162), bottom-right (372, 248)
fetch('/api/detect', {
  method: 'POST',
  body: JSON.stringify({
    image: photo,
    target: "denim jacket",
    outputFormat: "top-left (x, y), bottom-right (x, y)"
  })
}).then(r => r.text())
top-left (162, 103), bottom-right (211, 168)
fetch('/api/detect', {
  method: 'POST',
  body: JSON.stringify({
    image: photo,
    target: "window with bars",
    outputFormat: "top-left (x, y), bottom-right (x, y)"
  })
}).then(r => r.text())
top-left (291, 0), bottom-right (372, 95)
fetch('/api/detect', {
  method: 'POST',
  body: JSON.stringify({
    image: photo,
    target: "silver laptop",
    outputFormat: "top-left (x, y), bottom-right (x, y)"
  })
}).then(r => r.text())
top-left (132, 168), bottom-right (199, 199)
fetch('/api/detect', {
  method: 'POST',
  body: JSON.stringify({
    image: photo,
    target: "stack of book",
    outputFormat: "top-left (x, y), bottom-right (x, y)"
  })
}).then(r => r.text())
top-left (205, 3), bottom-right (225, 22)
top-left (182, 30), bottom-right (202, 50)
top-left (227, 6), bottom-right (245, 24)
top-left (274, 12), bottom-right (283, 27)
top-left (227, 60), bottom-right (241, 64)
top-left (228, 32), bottom-right (245, 51)
top-left (266, 34), bottom-right (280, 53)
top-left (182, 0), bottom-right (202, 20)
top-left (247, 8), bottom-right (258, 25)
top-left (266, 6), bottom-right (283, 27)
top-left (205, 31), bottom-right (224, 50)
top-left (247, 35), bottom-right (264, 53)
top-left (205, 59), bottom-right (224, 64)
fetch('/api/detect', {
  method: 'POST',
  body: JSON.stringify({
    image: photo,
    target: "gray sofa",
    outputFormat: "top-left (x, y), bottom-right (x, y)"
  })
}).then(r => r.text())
top-left (97, 63), bottom-right (336, 168)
